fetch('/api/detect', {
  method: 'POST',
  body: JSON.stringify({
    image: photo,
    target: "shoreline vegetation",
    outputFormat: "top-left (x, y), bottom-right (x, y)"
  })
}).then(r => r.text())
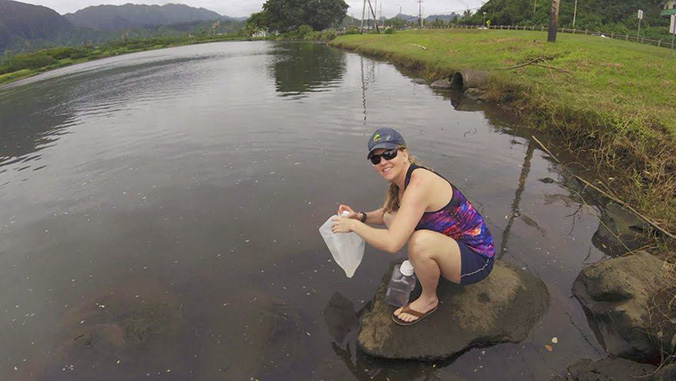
top-left (0, 28), bottom-right (340, 86)
top-left (330, 29), bottom-right (675, 255)
top-left (0, 34), bottom-right (252, 85)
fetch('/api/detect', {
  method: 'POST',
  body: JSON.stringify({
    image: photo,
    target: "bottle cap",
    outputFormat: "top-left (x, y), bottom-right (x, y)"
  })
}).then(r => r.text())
top-left (340, 211), bottom-right (350, 217)
top-left (400, 260), bottom-right (414, 276)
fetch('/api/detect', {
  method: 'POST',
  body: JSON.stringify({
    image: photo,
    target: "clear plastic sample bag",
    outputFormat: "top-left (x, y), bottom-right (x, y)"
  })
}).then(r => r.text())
top-left (319, 214), bottom-right (365, 278)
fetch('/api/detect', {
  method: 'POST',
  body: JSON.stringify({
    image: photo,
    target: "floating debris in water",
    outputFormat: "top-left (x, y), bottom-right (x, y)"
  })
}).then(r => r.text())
top-left (544, 344), bottom-right (553, 352)
top-left (551, 337), bottom-right (558, 344)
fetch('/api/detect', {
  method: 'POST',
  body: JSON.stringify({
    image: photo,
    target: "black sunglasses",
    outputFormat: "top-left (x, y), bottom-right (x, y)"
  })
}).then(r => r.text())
top-left (369, 148), bottom-right (399, 165)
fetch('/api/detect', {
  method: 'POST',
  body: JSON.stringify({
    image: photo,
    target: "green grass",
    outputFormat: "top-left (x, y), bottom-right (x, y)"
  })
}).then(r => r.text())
top-left (0, 68), bottom-right (35, 83)
top-left (332, 29), bottom-right (676, 135)
top-left (331, 29), bottom-right (676, 239)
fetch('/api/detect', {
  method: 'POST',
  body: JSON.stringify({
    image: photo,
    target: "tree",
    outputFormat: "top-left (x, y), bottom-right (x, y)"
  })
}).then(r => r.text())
top-left (250, 0), bottom-right (348, 33)
top-left (245, 12), bottom-right (269, 35)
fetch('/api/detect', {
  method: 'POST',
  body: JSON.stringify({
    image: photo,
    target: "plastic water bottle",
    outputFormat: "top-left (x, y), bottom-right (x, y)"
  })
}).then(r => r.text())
top-left (384, 260), bottom-right (416, 307)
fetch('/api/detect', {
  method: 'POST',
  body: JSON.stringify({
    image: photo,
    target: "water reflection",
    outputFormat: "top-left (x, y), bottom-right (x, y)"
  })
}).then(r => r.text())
top-left (498, 141), bottom-right (535, 259)
top-left (360, 57), bottom-right (376, 124)
top-left (323, 292), bottom-right (359, 345)
top-left (270, 43), bottom-right (346, 98)
top-left (0, 85), bottom-right (76, 171)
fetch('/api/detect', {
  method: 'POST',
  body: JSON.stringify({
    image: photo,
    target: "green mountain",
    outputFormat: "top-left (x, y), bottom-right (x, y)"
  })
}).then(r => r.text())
top-left (64, 3), bottom-right (229, 31)
top-left (0, 0), bottom-right (77, 51)
top-left (0, 1), bottom-right (244, 53)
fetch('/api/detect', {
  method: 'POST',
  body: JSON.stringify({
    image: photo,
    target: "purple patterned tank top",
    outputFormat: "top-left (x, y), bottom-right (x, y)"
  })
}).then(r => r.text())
top-left (405, 165), bottom-right (495, 258)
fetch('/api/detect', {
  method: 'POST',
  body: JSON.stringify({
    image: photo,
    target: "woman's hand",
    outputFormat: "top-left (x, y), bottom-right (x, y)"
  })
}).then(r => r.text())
top-left (331, 216), bottom-right (355, 233)
top-left (337, 204), bottom-right (358, 219)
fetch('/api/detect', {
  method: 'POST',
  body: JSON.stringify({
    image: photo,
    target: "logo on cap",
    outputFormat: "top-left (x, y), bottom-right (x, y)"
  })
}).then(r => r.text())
top-left (372, 133), bottom-right (381, 142)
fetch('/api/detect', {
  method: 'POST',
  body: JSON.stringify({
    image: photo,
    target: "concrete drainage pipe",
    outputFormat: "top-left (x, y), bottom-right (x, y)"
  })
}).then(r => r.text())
top-left (451, 70), bottom-right (489, 91)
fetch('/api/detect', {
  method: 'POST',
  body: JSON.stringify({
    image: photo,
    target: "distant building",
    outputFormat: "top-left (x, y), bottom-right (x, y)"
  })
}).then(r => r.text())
top-left (662, 0), bottom-right (676, 17)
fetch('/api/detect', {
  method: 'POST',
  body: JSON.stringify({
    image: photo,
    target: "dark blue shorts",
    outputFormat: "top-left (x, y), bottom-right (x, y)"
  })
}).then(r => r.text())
top-left (458, 241), bottom-right (494, 285)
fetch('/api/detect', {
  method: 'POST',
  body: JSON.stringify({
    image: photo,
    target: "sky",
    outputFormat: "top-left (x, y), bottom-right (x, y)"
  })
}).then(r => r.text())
top-left (19, 0), bottom-right (485, 19)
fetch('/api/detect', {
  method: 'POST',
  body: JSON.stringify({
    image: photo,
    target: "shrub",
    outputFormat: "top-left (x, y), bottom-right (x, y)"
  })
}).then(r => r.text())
top-left (304, 29), bottom-right (338, 42)
top-left (297, 25), bottom-right (314, 39)
top-left (11, 53), bottom-right (56, 70)
top-left (343, 26), bottom-right (361, 35)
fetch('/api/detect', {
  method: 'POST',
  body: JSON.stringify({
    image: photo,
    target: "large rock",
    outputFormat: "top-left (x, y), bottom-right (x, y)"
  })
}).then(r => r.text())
top-left (357, 260), bottom-right (550, 360)
top-left (550, 358), bottom-right (657, 381)
top-left (572, 251), bottom-right (675, 364)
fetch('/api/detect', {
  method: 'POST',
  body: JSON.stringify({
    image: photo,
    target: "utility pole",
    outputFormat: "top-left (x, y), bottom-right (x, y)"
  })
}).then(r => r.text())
top-left (361, 0), bottom-right (366, 33)
top-left (379, 2), bottom-right (382, 27)
top-left (374, 0), bottom-right (377, 29)
top-left (367, 0), bottom-right (380, 33)
top-left (418, 0), bottom-right (423, 28)
top-left (547, 0), bottom-right (560, 42)
top-left (572, 0), bottom-right (578, 28)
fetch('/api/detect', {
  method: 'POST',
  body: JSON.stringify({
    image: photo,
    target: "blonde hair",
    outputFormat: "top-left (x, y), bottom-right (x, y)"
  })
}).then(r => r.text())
top-left (382, 147), bottom-right (422, 213)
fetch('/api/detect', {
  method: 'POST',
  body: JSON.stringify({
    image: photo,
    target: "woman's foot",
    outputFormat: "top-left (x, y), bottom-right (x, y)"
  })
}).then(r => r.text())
top-left (394, 295), bottom-right (438, 324)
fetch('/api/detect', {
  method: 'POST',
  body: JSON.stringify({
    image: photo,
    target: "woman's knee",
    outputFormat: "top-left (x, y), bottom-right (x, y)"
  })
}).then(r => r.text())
top-left (407, 230), bottom-right (436, 259)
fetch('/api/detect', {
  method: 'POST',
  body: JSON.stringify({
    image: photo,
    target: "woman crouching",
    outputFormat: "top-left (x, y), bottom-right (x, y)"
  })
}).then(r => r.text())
top-left (331, 127), bottom-right (495, 326)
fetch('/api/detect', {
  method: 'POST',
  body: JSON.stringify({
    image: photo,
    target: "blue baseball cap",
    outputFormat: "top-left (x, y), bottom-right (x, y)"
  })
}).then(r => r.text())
top-left (367, 127), bottom-right (406, 159)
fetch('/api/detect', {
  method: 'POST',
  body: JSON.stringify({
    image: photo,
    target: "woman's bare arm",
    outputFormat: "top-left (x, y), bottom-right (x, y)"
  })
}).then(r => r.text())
top-left (361, 208), bottom-right (385, 225)
top-left (341, 177), bottom-right (429, 253)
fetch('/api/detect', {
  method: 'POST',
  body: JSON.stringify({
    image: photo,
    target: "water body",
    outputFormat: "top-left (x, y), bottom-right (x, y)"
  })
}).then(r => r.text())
top-left (0, 41), bottom-right (608, 380)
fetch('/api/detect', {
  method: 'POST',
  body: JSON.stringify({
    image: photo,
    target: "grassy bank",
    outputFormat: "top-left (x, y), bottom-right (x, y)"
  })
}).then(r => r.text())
top-left (0, 34), bottom-right (249, 86)
top-left (330, 29), bottom-right (676, 243)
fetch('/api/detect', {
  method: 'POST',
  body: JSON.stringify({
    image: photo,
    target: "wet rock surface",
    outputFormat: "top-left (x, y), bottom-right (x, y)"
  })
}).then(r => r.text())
top-left (572, 251), bottom-right (675, 364)
top-left (357, 260), bottom-right (550, 360)
top-left (430, 79), bottom-right (452, 89)
top-left (550, 357), bottom-right (657, 381)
